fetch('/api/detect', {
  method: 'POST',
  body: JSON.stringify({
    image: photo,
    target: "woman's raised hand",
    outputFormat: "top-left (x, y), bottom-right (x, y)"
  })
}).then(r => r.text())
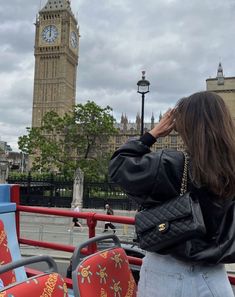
top-left (149, 108), bottom-right (175, 138)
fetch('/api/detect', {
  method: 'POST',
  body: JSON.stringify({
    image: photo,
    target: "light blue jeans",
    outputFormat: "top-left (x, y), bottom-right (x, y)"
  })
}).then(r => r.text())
top-left (137, 252), bottom-right (234, 297)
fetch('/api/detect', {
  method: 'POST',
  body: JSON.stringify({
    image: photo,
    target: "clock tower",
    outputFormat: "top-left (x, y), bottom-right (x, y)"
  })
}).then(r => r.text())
top-left (32, 0), bottom-right (79, 127)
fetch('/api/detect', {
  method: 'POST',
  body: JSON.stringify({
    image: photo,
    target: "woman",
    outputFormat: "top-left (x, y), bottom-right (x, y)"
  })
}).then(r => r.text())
top-left (109, 91), bottom-right (235, 297)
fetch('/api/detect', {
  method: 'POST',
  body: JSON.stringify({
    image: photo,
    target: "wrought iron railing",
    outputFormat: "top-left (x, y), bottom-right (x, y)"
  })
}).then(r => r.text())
top-left (8, 174), bottom-right (138, 209)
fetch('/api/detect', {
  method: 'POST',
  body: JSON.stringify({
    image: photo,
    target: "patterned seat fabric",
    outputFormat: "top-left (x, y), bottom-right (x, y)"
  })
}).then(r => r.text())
top-left (0, 219), bottom-right (16, 287)
top-left (75, 247), bottom-right (137, 297)
top-left (0, 273), bottom-right (68, 297)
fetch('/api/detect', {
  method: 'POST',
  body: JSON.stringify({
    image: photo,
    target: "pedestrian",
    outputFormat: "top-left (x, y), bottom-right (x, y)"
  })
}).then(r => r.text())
top-left (109, 91), bottom-right (235, 297)
top-left (68, 205), bottom-right (82, 231)
top-left (103, 203), bottom-right (116, 233)
top-left (72, 205), bottom-right (82, 228)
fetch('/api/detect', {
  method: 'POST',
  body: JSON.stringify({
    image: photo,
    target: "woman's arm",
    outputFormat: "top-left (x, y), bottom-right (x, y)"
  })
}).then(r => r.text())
top-left (109, 134), bottom-right (162, 196)
top-left (108, 108), bottom-right (181, 203)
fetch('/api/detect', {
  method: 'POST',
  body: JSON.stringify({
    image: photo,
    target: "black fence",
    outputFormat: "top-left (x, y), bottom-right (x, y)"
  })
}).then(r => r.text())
top-left (83, 182), bottom-right (138, 210)
top-left (7, 174), bottom-right (138, 210)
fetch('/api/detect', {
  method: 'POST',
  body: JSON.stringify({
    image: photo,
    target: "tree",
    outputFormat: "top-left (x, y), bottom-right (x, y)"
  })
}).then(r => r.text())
top-left (18, 101), bottom-right (117, 179)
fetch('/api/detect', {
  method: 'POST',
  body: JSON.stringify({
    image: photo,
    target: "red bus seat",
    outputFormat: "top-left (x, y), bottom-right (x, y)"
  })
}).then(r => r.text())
top-left (0, 253), bottom-right (69, 297)
top-left (72, 234), bottom-right (137, 297)
top-left (0, 272), bottom-right (68, 297)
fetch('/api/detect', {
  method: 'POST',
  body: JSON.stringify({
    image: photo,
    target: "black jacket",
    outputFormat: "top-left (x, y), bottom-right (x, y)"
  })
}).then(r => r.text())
top-left (109, 133), bottom-right (235, 264)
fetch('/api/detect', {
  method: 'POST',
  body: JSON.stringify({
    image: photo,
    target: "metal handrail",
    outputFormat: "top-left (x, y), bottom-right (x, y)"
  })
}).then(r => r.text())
top-left (17, 205), bottom-right (137, 260)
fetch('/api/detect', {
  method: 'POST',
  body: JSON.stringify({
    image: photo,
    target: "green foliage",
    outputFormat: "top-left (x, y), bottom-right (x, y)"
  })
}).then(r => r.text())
top-left (74, 101), bottom-right (117, 159)
top-left (78, 152), bottom-right (112, 181)
top-left (18, 101), bottom-right (117, 180)
top-left (8, 172), bottom-right (29, 180)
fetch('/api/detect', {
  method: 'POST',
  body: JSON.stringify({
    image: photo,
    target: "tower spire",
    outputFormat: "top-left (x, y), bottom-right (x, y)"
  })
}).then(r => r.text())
top-left (41, 0), bottom-right (72, 12)
top-left (151, 112), bottom-right (155, 129)
top-left (217, 62), bottom-right (224, 85)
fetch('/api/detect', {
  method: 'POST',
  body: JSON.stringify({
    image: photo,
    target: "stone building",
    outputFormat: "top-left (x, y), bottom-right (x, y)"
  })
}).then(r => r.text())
top-left (206, 62), bottom-right (235, 119)
top-left (32, 0), bottom-right (79, 127)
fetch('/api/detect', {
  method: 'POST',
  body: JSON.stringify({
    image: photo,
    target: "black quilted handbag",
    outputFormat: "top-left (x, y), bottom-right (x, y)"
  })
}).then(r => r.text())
top-left (135, 153), bottom-right (206, 252)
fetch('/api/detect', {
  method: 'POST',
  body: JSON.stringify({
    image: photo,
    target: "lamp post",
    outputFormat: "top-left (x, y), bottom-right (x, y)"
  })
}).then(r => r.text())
top-left (137, 71), bottom-right (150, 136)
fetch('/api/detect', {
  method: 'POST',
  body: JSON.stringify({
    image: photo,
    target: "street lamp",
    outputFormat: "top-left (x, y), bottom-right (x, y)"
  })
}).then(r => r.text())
top-left (137, 71), bottom-right (150, 135)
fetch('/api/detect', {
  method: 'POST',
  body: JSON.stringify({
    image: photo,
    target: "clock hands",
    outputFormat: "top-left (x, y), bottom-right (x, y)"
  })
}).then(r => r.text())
top-left (42, 25), bottom-right (58, 43)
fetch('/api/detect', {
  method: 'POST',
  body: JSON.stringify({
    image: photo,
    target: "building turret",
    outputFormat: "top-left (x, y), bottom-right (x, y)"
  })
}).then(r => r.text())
top-left (121, 113), bottom-right (125, 124)
top-left (123, 114), bottom-right (128, 132)
top-left (217, 62), bottom-right (224, 85)
top-left (151, 113), bottom-right (155, 129)
top-left (136, 112), bottom-right (141, 132)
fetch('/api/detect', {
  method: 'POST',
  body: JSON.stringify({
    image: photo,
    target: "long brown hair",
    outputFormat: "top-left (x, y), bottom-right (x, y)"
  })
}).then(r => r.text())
top-left (175, 91), bottom-right (235, 198)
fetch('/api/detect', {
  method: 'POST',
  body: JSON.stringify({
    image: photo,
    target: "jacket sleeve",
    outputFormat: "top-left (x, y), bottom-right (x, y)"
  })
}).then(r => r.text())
top-left (108, 133), bottom-right (184, 205)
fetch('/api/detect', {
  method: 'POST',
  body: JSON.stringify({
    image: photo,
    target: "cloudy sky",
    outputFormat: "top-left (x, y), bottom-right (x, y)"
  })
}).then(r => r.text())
top-left (1, 0), bottom-right (235, 150)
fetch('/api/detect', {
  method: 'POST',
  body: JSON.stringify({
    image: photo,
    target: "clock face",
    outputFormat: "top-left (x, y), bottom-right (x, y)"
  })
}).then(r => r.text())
top-left (70, 31), bottom-right (78, 48)
top-left (42, 25), bottom-right (59, 44)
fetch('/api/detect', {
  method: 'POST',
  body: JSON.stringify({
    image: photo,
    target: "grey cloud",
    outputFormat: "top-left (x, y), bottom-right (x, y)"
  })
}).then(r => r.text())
top-left (0, 2), bottom-right (38, 22)
top-left (0, 21), bottom-right (34, 54)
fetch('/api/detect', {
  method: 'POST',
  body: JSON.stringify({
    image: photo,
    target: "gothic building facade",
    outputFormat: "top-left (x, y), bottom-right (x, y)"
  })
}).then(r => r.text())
top-left (105, 113), bottom-right (184, 154)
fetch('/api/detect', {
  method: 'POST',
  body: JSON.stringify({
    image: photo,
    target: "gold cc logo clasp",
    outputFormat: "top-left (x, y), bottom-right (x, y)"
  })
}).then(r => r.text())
top-left (158, 223), bottom-right (166, 232)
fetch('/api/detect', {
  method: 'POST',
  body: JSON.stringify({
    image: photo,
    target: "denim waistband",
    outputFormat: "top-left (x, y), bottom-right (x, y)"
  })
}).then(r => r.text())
top-left (144, 252), bottom-right (224, 274)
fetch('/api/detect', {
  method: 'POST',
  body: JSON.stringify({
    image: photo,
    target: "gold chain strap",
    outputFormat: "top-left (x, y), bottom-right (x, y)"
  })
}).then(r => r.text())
top-left (180, 152), bottom-right (189, 196)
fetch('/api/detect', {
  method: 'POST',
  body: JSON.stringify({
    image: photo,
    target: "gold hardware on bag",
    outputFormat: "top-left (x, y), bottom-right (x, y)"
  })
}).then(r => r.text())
top-left (158, 223), bottom-right (166, 232)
